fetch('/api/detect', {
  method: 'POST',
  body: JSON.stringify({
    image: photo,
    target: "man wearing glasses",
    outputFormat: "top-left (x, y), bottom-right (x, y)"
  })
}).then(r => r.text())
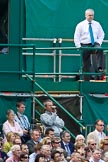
top-left (86, 119), bottom-right (106, 148)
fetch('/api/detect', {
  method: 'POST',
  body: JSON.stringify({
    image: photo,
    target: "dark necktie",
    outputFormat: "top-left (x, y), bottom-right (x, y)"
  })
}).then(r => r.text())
top-left (89, 22), bottom-right (94, 45)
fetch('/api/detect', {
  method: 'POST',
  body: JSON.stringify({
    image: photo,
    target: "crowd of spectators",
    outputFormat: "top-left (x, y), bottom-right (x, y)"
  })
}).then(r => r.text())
top-left (0, 100), bottom-right (108, 162)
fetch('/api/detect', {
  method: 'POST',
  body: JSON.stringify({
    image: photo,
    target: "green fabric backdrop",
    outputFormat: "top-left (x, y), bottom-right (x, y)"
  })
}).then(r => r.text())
top-left (25, 0), bottom-right (108, 40)
top-left (0, 96), bottom-right (32, 125)
top-left (83, 94), bottom-right (108, 124)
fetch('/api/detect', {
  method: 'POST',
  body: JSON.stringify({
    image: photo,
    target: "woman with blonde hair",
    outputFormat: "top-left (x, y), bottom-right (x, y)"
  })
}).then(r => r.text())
top-left (3, 131), bottom-right (15, 153)
top-left (41, 137), bottom-right (52, 146)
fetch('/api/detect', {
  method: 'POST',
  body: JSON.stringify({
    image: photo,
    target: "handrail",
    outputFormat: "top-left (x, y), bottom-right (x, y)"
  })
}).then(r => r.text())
top-left (24, 72), bottom-right (85, 130)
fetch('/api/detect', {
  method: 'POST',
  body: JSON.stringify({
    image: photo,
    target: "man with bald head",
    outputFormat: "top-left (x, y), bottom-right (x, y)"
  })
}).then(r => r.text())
top-left (74, 9), bottom-right (105, 80)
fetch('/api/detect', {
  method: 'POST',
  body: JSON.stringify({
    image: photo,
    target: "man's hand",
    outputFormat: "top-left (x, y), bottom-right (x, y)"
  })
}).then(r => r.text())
top-left (23, 129), bottom-right (29, 135)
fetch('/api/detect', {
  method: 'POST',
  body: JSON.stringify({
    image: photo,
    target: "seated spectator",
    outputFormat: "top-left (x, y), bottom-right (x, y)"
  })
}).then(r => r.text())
top-left (51, 137), bottom-right (61, 150)
top-left (56, 147), bottom-right (67, 162)
top-left (100, 138), bottom-right (108, 159)
top-left (84, 147), bottom-right (93, 160)
top-left (74, 142), bottom-right (86, 152)
top-left (3, 131), bottom-right (15, 153)
top-left (26, 129), bottom-right (40, 154)
top-left (7, 137), bottom-right (22, 157)
top-left (3, 109), bottom-right (23, 138)
top-left (74, 142), bottom-right (86, 160)
top-left (6, 145), bottom-right (21, 162)
top-left (14, 102), bottom-right (31, 143)
top-left (40, 100), bottom-right (64, 137)
top-left (100, 138), bottom-right (108, 151)
top-left (86, 139), bottom-right (97, 152)
top-left (61, 131), bottom-right (74, 159)
top-left (29, 143), bottom-right (42, 162)
top-left (19, 153), bottom-right (29, 162)
top-left (89, 149), bottom-right (104, 162)
top-left (45, 128), bottom-right (54, 139)
top-left (41, 145), bottom-right (51, 161)
top-left (21, 144), bottom-right (29, 155)
top-left (75, 134), bottom-right (85, 144)
top-left (70, 152), bottom-right (82, 162)
top-left (41, 137), bottom-right (52, 147)
top-left (35, 153), bottom-right (45, 162)
top-left (51, 150), bottom-right (62, 162)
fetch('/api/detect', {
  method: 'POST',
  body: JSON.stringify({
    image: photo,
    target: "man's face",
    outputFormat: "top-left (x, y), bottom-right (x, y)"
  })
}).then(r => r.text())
top-left (31, 130), bottom-right (40, 142)
top-left (93, 150), bottom-right (101, 161)
top-left (14, 138), bottom-right (22, 145)
top-left (85, 11), bottom-right (94, 22)
top-left (72, 153), bottom-right (82, 162)
top-left (48, 131), bottom-right (54, 138)
top-left (95, 120), bottom-right (104, 132)
top-left (54, 152), bottom-right (61, 162)
top-left (45, 101), bottom-right (53, 112)
top-left (52, 140), bottom-right (61, 148)
top-left (89, 140), bottom-right (97, 150)
top-left (17, 104), bottom-right (25, 114)
top-left (21, 145), bottom-right (29, 154)
top-left (42, 146), bottom-right (51, 158)
top-left (62, 132), bottom-right (71, 143)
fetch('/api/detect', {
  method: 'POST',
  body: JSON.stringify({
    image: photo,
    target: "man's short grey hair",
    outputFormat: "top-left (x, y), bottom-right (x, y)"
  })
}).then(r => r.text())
top-left (60, 130), bottom-right (70, 139)
top-left (85, 9), bottom-right (94, 15)
top-left (43, 99), bottom-right (53, 107)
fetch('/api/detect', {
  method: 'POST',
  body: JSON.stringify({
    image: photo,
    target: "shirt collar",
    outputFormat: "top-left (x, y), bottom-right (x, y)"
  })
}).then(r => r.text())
top-left (17, 112), bottom-right (23, 117)
top-left (95, 129), bottom-right (103, 135)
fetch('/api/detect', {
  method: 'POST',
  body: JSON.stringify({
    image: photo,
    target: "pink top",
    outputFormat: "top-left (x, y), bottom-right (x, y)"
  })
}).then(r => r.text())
top-left (6, 156), bottom-right (19, 162)
top-left (3, 120), bottom-right (23, 136)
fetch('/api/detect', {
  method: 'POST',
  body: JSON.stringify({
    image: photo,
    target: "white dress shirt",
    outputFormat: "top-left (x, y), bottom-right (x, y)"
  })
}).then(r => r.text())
top-left (89, 157), bottom-right (105, 162)
top-left (95, 129), bottom-right (106, 142)
top-left (74, 19), bottom-right (105, 47)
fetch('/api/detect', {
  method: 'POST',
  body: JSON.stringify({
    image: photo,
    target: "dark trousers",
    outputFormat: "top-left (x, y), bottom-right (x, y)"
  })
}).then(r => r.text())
top-left (81, 43), bottom-right (105, 80)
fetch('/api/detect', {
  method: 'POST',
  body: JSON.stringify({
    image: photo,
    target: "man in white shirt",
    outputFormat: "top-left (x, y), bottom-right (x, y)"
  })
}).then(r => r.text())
top-left (86, 119), bottom-right (106, 148)
top-left (74, 9), bottom-right (105, 81)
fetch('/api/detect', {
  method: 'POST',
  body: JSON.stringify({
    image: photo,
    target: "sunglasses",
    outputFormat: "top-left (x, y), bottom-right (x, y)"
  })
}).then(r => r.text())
top-left (104, 143), bottom-right (108, 145)
top-left (91, 143), bottom-right (96, 145)
top-left (54, 141), bottom-right (61, 144)
top-left (23, 156), bottom-right (29, 159)
top-left (47, 142), bottom-right (51, 145)
top-left (97, 124), bottom-right (104, 127)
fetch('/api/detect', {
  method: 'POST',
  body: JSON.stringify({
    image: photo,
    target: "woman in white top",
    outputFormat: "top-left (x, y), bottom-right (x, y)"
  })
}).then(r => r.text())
top-left (3, 109), bottom-right (23, 137)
